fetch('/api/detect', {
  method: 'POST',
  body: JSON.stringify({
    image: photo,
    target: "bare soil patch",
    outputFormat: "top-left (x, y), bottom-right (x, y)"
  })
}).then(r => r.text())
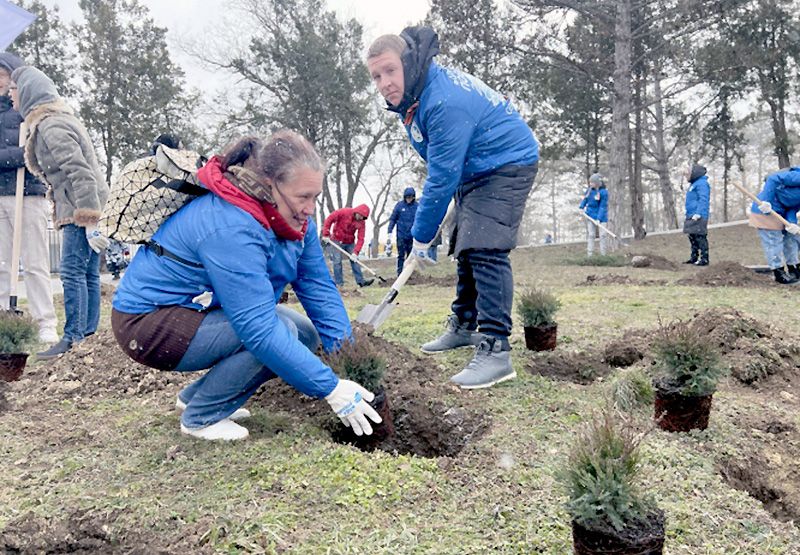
top-left (676, 261), bottom-right (780, 288)
top-left (0, 509), bottom-right (207, 554)
top-left (719, 456), bottom-right (800, 524)
top-left (404, 274), bottom-right (456, 287)
top-left (580, 274), bottom-right (668, 286)
top-left (602, 307), bottom-right (800, 386)
top-left (627, 252), bottom-right (680, 271)
top-left (525, 350), bottom-right (612, 384)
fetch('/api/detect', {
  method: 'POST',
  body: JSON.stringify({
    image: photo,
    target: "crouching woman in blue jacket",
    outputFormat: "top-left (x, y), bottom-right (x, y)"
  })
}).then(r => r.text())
top-left (111, 131), bottom-right (381, 441)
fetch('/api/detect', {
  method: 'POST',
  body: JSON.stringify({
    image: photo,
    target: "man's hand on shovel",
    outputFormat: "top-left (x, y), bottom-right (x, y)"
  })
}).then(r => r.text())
top-left (409, 239), bottom-right (436, 270)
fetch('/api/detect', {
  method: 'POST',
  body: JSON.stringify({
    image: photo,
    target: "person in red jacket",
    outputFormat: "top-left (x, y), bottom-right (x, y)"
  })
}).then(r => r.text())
top-left (322, 204), bottom-right (374, 287)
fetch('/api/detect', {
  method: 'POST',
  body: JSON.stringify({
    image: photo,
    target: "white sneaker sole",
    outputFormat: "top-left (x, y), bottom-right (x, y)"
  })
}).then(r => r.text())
top-left (455, 371), bottom-right (517, 390)
top-left (420, 344), bottom-right (474, 355)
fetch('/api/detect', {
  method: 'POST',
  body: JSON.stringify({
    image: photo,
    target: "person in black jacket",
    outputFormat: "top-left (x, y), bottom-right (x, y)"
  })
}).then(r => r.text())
top-left (0, 53), bottom-right (57, 343)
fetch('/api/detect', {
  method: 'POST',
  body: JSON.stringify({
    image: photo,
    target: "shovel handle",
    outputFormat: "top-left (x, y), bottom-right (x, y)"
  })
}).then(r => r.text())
top-left (578, 210), bottom-right (619, 239)
top-left (378, 257), bottom-right (417, 305)
top-left (324, 238), bottom-right (386, 280)
top-left (732, 182), bottom-right (791, 227)
top-left (9, 122), bottom-right (27, 305)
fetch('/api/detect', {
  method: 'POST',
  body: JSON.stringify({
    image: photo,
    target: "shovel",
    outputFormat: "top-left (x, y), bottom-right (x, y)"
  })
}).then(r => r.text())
top-left (323, 238), bottom-right (388, 284)
top-left (7, 122), bottom-right (27, 315)
top-left (577, 210), bottom-right (630, 247)
top-left (733, 182), bottom-right (794, 227)
top-left (357, 202), bottom-right (455, 329)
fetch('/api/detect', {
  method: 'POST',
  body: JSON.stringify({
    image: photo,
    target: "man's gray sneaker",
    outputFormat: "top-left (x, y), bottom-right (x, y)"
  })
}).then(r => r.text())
top-left (449, 337), bottom-right (516, 389)
top-left (420, 315), bottom-right (483, 354)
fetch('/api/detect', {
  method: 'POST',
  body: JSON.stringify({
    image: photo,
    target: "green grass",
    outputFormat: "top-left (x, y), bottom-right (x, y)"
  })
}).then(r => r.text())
top-left (2, 223), bottom-right (799, 553)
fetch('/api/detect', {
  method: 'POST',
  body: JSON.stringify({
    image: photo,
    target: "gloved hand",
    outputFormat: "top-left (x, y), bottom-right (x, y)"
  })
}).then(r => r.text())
top-left (758, 201), bottom-right (772, 214)
top-left (409, 239), bottom-right (435, 270)
top-left (321, 236), bottom-right (330, 244)
top-left (785, 223), bottom-right (800, 235)
top-left (385, 237), bottom-right (392, 248)
top-left (349, 252), bottom-right (360, 262)
top-left (84, 225), bottom-right (110, 254)
top-left (691, 214), bottom-right (701, 221)
top-left (325, 379), bottom-right (382, 436)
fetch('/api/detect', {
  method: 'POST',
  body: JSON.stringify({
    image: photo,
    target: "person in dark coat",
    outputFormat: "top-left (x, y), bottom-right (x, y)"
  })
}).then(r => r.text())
top-left (0, 53), bottom-right (57, 343)
top-left (683, 163), bottom-right (710, 266)
top-left (386, 186), bottom-right (417, 275)
top-left (367, 27), bottom-right (539, 389)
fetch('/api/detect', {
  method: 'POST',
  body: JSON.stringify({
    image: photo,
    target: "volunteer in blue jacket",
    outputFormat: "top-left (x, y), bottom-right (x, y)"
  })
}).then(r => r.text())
top-left (748, 167), bottom-right (800, 284)
top-left (578, 173), bottom-right (609, 256)
top-left (367, 27), bottom-right (539, 389)
top-left (386, 186), bottom-right (418, 275)
top-left (112, 131), bottom-right (381, 441)
top-left (682, 164), bottom-right (710, 266)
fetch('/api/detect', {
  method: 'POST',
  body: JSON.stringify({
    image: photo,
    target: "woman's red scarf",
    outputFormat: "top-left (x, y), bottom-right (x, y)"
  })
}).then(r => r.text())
top-left (197, 156), bottom-right (306, 241)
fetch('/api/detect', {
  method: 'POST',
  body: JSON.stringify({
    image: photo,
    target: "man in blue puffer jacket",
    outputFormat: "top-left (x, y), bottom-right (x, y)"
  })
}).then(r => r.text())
top-left (386, 186), bottom-right (417, 275)
top-left (367, 26), bottom-right (539, 389)
top-left (578, 173), bottom-right (609, 256)
top-left (748, 167), bottom-right (800, 284)
top-left (682, 164), bottom-right (710, 266)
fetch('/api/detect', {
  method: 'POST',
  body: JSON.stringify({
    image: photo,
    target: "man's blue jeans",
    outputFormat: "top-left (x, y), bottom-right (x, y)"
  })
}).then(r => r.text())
top-left (174, 305), bottom-right (321, 429)
top-left (60, 224), bottom-right (101, 343)
top-left (758, 229), bottom-right (798, 269)
top-left (329, 241), bottom-right (365, 286)
top-left (396, 235), bottom-right (413, 275)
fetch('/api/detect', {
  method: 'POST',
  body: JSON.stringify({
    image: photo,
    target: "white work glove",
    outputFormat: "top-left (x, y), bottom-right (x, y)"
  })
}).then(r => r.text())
top-left (325, 379), bottom-right (382, 436)
top-left (758, 201), bottom-right (772, 214)
top-left (385, 237), bottom-right (392, 248)
top-left (691, 214), bottom-right (701, 221)
top-left (321, 236), bottom-right (330, 244)
top-left (785, 223), bottom-right (800, 235)
top-left (85, 225), bottom-right (110, 254)
top-left (409, 239), bottom-right (436, 270)
top-left (348, 252), bottom-right (360, 262)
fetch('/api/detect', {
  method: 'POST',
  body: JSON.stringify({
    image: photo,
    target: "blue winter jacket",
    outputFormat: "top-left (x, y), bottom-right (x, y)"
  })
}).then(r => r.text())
top-left (579, 186), bottom-right (609, 222)
top-left (402, 63), bottom-right (539, 243)
top-left (684, 175), bottom-right (710, 219)
top-left (387, 199), bottom-right (417, 239)
top-left (751, 167), bottom-right (800, 224)
top-left (112, 194), bottom-right (351, 399)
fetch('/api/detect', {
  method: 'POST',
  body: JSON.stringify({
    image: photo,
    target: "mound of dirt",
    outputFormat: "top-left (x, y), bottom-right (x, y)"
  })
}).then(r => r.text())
top-left (0, 381), bottom-right (8, 413)
top-left (404, 274), bottom-right (456, 287)
top-left (525, 350), bottom-right (612, 384)
top-left (676, 261), bottom-right (778, 288)
top-left (627, 253), bottom-right (680, 271)
top-left (252, 329), bottom-right (489, 458)
top-left (0, 509), bottom-right (205, 554)
top-left (602, 307), bottom-right (800, 385)
top-left (11, 330), bottom-right (192, 404)
top-left (580, 274), bottom-right (668, 286)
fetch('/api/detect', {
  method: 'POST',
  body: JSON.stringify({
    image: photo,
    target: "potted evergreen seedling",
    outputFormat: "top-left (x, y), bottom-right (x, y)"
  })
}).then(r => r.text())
top-left (517, 288), bottom-right (561, 351)
top-left (652, 321), bottom-right (727, 432)
top-left (325, 338), bottom-right (394, 446)
top-left (0, 312), bottom-right (38, 382)
top-left (562, 409), bottom-right (666, 554)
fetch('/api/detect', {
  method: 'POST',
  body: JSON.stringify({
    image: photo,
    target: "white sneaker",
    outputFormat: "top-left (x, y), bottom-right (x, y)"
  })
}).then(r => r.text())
top-left (175, 396), bottom-right (251, 421)
top-left (39, 328), bottom-right (59, 344)
top-left (180, 419), bottom-right (249, 441)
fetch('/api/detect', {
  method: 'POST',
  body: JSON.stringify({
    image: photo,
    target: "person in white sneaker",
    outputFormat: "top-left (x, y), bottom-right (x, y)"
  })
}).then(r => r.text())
top-left (111, 131), bottom-right (381, 441)
top-left (0, 54), bottom-right (57, 343)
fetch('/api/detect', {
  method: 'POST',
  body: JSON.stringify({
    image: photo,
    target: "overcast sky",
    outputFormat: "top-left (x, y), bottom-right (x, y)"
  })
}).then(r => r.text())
top-left (43, 0), bottom-right (432, 91)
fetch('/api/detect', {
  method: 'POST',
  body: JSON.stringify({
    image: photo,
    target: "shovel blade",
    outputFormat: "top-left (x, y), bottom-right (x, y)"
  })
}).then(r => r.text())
top-left (356, 302), bottom-right (395, 330)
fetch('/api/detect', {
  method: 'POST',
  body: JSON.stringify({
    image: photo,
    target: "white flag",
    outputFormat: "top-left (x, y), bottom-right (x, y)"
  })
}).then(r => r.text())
top-left (0, 0), bottom-right (36, 51)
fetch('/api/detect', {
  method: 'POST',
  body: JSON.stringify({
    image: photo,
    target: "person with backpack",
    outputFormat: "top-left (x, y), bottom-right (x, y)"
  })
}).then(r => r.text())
top-left (683, 163), bottom-right (711, 266)
top-left (321, 204), bottom-right (374, 287)
top-left (0, 53), bottom-right (58, 344)
top-left (111, 131), bottom-right (381, 441)
top-left (10, 66), bottom-right (109, 359)
top-left (748, 167), bottom-right (800, 284)
top-left (386, 186), bottom-right (417, 275)
top-left (367, 27), bottom-right (539, 389)
top-left (578, 173), bottom-right (609, 256)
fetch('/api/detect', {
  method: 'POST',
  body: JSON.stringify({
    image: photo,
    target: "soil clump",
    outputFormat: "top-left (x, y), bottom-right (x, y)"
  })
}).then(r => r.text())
top-left (580, 274), bottom-right (667, 286)
top-left (676, 261), bottom-right (779, 288)
top-left (525, 350), bottom-right (612, 384)
top-left (627, 252), bottom-right (680, 271)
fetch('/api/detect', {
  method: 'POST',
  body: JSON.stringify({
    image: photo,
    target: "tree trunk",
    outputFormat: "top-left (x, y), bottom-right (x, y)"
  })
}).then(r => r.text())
top-left (722, 140), bottom-right (729, 222)
top-left (631, 72), bottom-right (645, 240)
top-left (766, 97), bottom-right (791, 169)
top-left (651, 70), bottom-right (678, 229)
top-left (608, 0), bottom-right (633, 243)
